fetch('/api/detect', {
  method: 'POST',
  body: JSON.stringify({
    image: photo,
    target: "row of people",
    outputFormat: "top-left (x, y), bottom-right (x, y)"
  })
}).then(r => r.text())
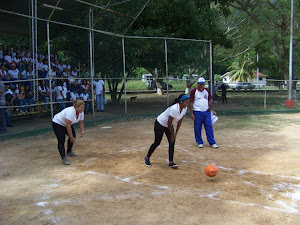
top-left (3, 76), bottom-right (105, 114)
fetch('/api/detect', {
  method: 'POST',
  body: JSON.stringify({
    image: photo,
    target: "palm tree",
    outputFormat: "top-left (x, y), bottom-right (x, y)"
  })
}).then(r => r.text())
top-left (227, 53), bottom-right (256, 82)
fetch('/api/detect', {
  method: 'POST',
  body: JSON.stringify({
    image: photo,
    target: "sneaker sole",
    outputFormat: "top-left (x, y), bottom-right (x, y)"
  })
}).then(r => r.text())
top-left (144, 163), bottom-right (151, 168)
top-left (169, 165), bottom-right (178, 169)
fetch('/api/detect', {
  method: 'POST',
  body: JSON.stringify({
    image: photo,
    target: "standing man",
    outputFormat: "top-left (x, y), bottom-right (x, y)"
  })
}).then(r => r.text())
top-left (190, 77), bottom-right (218, 148)
top-left (221, 83), bottom-right (227, 104)
top-left (93, 76), bottom-right (105, 112)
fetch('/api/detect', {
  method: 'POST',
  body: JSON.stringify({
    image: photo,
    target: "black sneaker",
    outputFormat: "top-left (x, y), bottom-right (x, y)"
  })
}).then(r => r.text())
top-left (144, 156), bottom-right (151, 168)
top-left (62, 157), bottom-right (70, 165)
top-left (168, 162), bottom-right (178, 169)
top-left (66, 151), bottom-right (77, 157)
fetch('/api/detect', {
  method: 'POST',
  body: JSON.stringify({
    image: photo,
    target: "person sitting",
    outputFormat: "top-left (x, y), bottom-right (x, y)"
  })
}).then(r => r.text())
top-left (15, 84), bottom-right (26, 114)
top-left (0, 64), bottom-right (8, 81)
top-left (7, 63), bottom-right (20, 81)
top-left (38, 80), bottom-right (50, 110)
top-left (24, 84), bottom-right (37, 112)
top-left (70, 87), bottom-right (80, 101)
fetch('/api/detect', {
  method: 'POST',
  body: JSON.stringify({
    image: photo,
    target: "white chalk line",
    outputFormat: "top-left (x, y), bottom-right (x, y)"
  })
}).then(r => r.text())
top-left (183, 143), bottom-right (300, 152)
top-left (178, 148), bottom-right (300, 214)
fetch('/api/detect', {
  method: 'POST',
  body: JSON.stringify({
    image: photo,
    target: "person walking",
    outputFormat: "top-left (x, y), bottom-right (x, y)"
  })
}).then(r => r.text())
top-left (52, 100), bottom-right (85, 165)
top-left (93, 76), bottom-right (105, 112)
top-left (144, 94), bottom-right (190, 169)
top-left (190, 77), bottom-right (218, 148)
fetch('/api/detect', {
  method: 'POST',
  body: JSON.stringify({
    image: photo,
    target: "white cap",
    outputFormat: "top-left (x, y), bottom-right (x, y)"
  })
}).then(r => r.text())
top-left (197, 77), bottom-right (206, 84)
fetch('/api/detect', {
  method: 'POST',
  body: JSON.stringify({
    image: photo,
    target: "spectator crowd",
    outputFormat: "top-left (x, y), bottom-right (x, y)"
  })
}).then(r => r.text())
top-left (0, 44), bottom-right (106, 134)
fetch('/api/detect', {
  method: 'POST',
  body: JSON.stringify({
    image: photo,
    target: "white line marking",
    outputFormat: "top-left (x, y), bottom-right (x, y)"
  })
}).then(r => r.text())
top-left (101, 126), bottom-right (112, 129)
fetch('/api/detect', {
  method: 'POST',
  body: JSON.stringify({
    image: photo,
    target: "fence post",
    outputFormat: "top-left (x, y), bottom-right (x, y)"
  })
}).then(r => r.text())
top-left (47, 22), bottom-right (53, 118)
top-left (165, 39), bottom-right (169, 106)
top-left (89, 7), bottom-right (95, 119)
top-left (122, 37), bottom-right (127, 114)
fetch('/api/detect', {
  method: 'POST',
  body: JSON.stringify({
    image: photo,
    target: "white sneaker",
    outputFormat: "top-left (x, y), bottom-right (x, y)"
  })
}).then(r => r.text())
top-left (210, 144), bottom-right (218, 148)
top-left (198, 144), bottom-right (203, 148)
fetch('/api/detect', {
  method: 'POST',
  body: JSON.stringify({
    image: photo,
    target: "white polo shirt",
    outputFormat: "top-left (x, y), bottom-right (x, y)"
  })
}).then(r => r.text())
top-left (157, 103), bottom-right (187, 128)
top-left (52, 106), bottom-right (84, 127)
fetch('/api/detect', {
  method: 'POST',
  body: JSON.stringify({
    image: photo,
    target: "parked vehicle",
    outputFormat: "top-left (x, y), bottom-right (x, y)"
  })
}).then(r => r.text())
top-left (231, 82), bottom-right (255, 90)
top-left (141, 73), bottom-right (153, 82)
top-left (147, 80), bottom-right (173, 90)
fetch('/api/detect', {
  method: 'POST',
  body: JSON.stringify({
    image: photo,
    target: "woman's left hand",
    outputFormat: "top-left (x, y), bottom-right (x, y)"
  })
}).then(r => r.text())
top-left (80, 131), bottom-right (84, 137)
top-left (213, 110), bottom-right (217, 116)
top-left (171, 133), bottom-right (176, 143)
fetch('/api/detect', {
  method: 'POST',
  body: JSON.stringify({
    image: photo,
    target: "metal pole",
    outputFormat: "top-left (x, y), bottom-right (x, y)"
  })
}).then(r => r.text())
top-left (257, 52), bottom-right (259, 88)
top-left (47, 22), bottom-right (54, 118)
top-left (288, 0), bottom-right (294, 100)
top-left (34, 0), bottom-right (38, 101)
top-left (89, 8), bottom-right (95, 119)
top-left (122, 37), bottom-right (127, 114)
top-left (209, 40), bottom-right (213, 96)
top-left (165, 39), bottom-right (169, 106)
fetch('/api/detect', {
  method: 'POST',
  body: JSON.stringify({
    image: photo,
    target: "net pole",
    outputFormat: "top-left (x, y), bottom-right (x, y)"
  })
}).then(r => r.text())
top-left (89, 7), bottom-right (95, 119)
top-left (122, 37), bottom-right (127, 114)
top-left (47, 22), bottom-right (54, 118)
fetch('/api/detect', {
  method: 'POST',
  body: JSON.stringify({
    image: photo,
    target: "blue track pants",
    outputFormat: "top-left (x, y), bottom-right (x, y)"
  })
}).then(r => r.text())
top-left (193, 110), bottom-right (216, 145)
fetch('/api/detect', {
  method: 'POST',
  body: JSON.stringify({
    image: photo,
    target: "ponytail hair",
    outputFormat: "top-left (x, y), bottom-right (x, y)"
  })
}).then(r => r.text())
top-left (169, 94), bottom-right (189, 107)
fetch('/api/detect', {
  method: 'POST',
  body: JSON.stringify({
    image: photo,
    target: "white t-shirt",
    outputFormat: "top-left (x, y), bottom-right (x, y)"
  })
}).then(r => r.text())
top-left (54, 86), bottom-right (67, 100)
top-left (93, 80), bottom-right (104, 95)
top-left (38, 86), bottom-right (49, 94)
top-left (80, 93), bottom-right (89, 101)
top-left (70, 92), bottom-right (79, 101)
top-left (193, 89), bottom-right (210, 112)
top-left (8, 69), bottom-right (19, 79)
top-left (157, 103), bottom-right (187, 128)
top-left (52, 106), bottom-right (84, 127)
top-left (4, 55), bottom-right (12, 63)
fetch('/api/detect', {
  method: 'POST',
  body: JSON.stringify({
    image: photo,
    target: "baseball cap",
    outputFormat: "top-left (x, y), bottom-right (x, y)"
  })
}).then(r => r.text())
top-left (197, 77), bottom-right (206, 84)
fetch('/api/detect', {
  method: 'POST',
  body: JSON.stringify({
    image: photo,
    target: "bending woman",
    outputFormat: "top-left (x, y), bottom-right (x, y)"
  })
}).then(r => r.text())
top-left (52, 100), bottom-right (85, 165)
top-left (144, 94), bottom-right (190, 169)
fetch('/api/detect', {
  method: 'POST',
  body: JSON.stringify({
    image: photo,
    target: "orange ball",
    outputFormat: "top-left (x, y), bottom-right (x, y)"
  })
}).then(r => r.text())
top-left (205, 164), bottom-right (218, 177)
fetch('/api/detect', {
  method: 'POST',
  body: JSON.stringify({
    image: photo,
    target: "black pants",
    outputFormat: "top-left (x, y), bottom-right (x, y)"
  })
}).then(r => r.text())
top-left (147, 120), bottom-right (175, 162)
top-left (52, 122), bottom-right (76, 159)
top-left (222, 94), bottom-right (227, 103)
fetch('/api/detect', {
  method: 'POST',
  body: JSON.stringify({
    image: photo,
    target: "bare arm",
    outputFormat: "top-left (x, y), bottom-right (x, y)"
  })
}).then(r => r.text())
top-left (168, 116), bottom-right (176, 143)
top-left (78, 120), bottom-right (84, 137)
top-left (175, 117), bottom-right (183, 134)
top-left (65, 119), bottom-right (75, 143)
top-left (208, 99), bottom-right (217, 116)
top-left (190, 101), bottom-right (195, 120)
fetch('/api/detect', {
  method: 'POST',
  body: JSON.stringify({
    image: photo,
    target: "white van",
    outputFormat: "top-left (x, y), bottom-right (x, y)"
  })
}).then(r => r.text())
top-left (141, 74), bottom-right (153, 82)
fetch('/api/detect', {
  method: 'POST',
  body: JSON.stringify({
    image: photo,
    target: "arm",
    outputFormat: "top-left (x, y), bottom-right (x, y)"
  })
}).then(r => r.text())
top-left (208, 99), bottom-right (217, 116)
top-left (189, 101), bottom-right (194, 120)
top-left (65, 119), bottom-right (76, 143)
top-left (175, 117), bottom-right (183, 135)
top-left (167, 116), bottom-right (176, 143)
top-left (78, 120), bottom-right (85, 137)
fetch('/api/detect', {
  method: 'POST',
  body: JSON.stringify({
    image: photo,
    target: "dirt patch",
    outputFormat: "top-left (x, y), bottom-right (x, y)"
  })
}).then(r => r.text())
top-left (1, 114), bottom-right (300, 224)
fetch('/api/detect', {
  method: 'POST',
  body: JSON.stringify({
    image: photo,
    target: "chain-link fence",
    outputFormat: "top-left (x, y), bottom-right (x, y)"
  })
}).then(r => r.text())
top-left (0, 1), bottom-right (298, 138)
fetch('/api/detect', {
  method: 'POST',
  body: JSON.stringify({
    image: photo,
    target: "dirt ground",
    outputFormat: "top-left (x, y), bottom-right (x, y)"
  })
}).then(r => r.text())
top-left (1, 113), bottom-right (300, 225)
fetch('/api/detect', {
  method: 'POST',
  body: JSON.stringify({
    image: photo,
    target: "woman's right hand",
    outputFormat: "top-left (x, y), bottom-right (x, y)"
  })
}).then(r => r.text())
top-left (70, 137), bottom-right (76, 143)
top-left (190, 113), bottom-right (195, 120)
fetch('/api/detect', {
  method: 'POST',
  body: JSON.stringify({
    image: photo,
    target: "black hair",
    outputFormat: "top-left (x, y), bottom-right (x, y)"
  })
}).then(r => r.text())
top-left (169, 93), bottom-right (189, 107)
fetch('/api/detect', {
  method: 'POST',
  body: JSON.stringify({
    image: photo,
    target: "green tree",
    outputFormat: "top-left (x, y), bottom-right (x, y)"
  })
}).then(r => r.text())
top-left (227, 53), bottom-right (256, 82)
top-left (230, 0), bottom-right (300, 80)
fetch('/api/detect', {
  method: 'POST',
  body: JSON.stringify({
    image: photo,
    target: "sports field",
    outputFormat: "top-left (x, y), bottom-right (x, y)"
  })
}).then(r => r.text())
top-left (1, 113), bottom-right (300, 225)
